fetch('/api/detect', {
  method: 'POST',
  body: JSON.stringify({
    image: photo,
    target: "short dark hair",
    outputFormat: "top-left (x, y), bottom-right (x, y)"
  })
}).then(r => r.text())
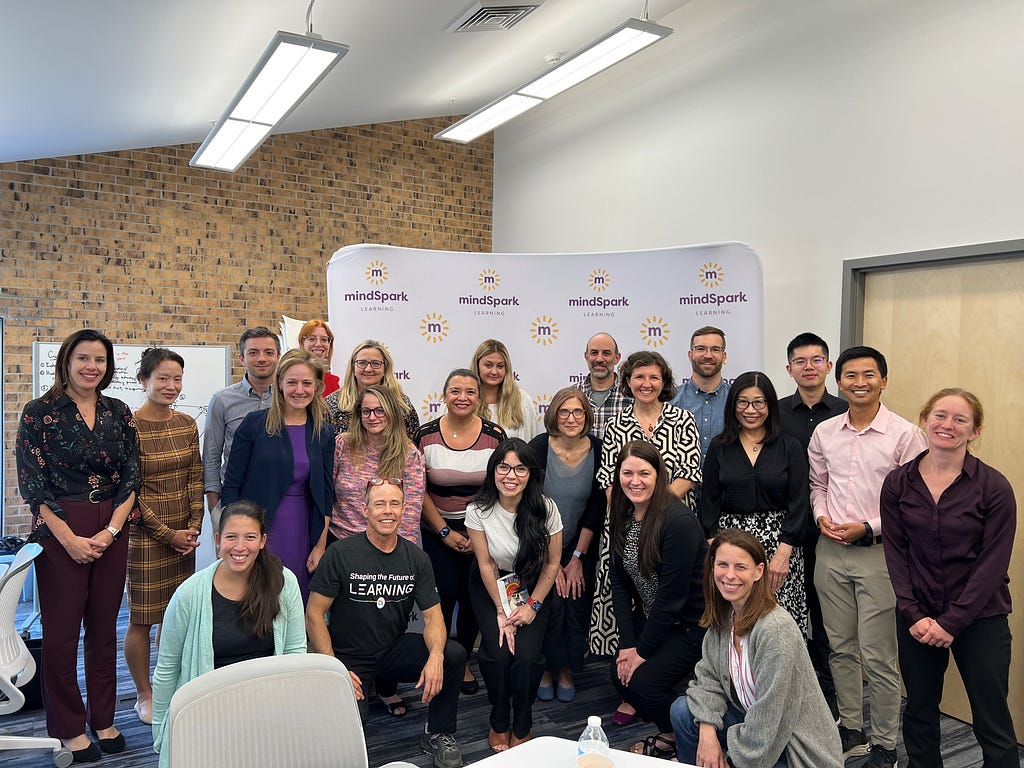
top-left (44, 329), bottom-right (116, 401)
top-left (238, 326), bottom-right (280, 354)
top-left (690, 326), bottom-right (726, 348)
top-left (618, 350), bottom-right (677, 401)
top-left (716, 371), bottom-right (781, 446)
top-left (786, 332), bottom-right (829, 361)
top-left (835, 345), bottom-right (887, 381)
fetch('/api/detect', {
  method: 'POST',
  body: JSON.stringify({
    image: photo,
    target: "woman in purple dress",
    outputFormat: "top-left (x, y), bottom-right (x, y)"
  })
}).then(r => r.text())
top-left (223, 349), bottom-right (334, 601)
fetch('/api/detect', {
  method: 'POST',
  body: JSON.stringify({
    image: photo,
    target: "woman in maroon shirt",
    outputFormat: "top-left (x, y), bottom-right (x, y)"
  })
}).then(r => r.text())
top-left (880, 388), bottom-right (1017, 768)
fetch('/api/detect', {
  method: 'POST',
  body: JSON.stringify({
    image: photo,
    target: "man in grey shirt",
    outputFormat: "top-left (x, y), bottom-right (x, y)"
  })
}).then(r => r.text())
top-left (202, 326), bottom-right (280, 523)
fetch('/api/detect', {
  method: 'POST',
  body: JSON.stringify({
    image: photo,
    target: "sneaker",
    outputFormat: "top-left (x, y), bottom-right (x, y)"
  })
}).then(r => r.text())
top-left (421, 732), bottom-right (464, 768)
top-left (864, 744), bottom-right (898, 767)
top-left (838, 725), bottom-right (869, 758)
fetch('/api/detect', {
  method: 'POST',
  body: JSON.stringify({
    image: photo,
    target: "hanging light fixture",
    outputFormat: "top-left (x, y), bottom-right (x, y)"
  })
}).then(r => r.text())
top-left (191, 3), bottom-right (348, 171)
top-left (436, 16), bottom-right (671, 143)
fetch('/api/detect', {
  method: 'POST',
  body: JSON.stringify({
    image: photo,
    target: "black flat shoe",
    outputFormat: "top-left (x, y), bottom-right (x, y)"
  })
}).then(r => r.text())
top-left (71, 742), bottom-right (102, 763)
top-left (461, 677), bottom-right (480, 695)
top-left (89, 727), bottom-right (126, 754)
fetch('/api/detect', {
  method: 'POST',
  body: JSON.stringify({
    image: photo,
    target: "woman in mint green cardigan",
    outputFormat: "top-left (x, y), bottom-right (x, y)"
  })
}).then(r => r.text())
top-left (151, 501), bottom-right (306, 768)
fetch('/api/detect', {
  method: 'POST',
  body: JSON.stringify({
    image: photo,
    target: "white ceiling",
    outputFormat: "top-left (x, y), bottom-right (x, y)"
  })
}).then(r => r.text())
top-left (0, 0), bottom-right (691, 164)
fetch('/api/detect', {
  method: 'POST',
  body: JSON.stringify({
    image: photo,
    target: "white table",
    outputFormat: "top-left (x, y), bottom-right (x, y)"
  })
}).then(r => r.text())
top-left (467, 736), bottom-right (698, 767)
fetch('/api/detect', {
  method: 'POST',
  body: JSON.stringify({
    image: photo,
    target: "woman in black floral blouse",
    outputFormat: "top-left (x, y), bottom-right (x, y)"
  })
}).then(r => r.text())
top-left (15, 329), bottom-right (140, 762)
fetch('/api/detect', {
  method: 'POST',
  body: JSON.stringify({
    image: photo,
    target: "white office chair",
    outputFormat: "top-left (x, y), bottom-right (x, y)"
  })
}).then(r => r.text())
top-left (167, 653), bottom-right (416, 768)
top-left (0, 543), bottom-right (72, 767)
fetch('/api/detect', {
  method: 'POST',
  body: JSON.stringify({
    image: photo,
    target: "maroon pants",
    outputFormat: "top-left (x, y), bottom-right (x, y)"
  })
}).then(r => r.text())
top-left (35, 499), bottom-right (128, 739)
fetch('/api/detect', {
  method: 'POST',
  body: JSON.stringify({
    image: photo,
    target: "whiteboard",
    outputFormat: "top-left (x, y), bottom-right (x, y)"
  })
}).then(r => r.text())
top-left (32, 343), bottom-right (232, 438)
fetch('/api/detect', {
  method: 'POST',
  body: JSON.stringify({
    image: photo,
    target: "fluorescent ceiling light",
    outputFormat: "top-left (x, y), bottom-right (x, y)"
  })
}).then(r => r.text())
top-left (191, 31), bottom-right (349, 172)
top-left (437, 17), bottom-right (671, 143)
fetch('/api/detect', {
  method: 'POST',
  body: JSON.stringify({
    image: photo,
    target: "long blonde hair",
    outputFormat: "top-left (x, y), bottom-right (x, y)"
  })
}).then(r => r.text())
top-left (336, 339), bottom-right (411, 417)
top-left (343, 385), bottom-right (411, 478)
top-left (265, 349), bottom-right (328, 436)
top-left (471, 339), bottom-right (524, 430)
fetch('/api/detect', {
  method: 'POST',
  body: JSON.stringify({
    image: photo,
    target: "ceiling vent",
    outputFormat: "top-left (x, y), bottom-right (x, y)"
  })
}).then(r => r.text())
top-left (446, 1), bottom-right (544, 33)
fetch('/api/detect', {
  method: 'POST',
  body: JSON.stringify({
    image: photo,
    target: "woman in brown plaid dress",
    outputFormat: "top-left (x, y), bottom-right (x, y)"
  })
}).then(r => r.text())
top-left (123, 348), bottom-right (203, 724)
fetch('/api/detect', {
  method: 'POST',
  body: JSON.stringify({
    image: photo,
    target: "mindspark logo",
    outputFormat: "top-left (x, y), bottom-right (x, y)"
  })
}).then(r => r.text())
top-left (419, 313), bottom-right (450, 344)
top-left (698, 262), bottom-right (724, 289)
top-left (478, 269), bottom-right (501, 291)
top-left (533, 393), bottom-right (552, 421)
top-left (365, 260), bottom-right (389, 285)
top-left (420, 392), bottom-right (445, 420)
top-left (640, 316), bottom-right (670, 348)
top-left (588, 269), bottom-right (611, 293)
top-left (530, 315), bottom-right (559, 346)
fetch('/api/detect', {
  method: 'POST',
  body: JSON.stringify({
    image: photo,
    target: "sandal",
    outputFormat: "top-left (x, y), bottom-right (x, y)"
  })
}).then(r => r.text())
top-left (488, 727), bottom-right (511, 752)
top-left (631, 733), bottom-right (677, 760)
top-left (379, 694), bottom-right (408, 717)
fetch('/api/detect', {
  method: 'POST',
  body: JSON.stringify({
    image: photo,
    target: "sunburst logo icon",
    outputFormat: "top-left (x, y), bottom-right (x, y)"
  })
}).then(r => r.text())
top-left (420, 392), bottom-right (446, 420)
top-left (530, 315), bottom-right (559, 346)
top-left (478, 269), bottom-right (501, 291)
top-left (640, 316), bottom-right (671, 348)
top-left (419, 313), bottom-right (449, 344)
top-left (533, 393), bottom-right (552, 422)
top-left (698, 262), bottom-right (724, 288)
top-left (365, 260), bottom-right (389, 285)
top-left (588, 269), bottom-right (611, 293)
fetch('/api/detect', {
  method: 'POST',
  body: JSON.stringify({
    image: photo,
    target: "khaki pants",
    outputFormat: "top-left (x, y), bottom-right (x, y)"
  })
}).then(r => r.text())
top-left (814, 537), bottom-right (900, 750)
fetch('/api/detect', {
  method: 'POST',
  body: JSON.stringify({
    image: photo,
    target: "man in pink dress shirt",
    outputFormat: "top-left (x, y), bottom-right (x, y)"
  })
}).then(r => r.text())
top-left (808, 346), bottom-right (926, 768)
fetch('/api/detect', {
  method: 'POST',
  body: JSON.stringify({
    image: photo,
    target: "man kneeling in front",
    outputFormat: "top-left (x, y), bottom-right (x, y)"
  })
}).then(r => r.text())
top-left (307, 478), bottom-right (465, 768)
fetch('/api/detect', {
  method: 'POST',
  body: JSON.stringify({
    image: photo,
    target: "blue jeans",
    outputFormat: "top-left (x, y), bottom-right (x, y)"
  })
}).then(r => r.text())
top-left (671, 695), bottom-right (789, 768)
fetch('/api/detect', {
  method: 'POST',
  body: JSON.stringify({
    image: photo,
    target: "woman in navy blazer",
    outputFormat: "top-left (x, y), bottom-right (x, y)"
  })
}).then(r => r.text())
top-left (223, 349), bottom-right (334, 601)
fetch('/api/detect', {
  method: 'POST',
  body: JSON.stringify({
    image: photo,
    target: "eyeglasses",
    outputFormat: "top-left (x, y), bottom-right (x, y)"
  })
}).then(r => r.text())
top-left (736, 398), bottom-right (767, 411)
top-left (359, 407), bottom-right (386, 418)
top-left (495, 462), bottom-right (530, 478)
top-left (557, 408), bottom-right (585, 421)
top-left (354, 359), bottom-right (384, 370)
top-left (305, 335), bottom-right (331, 345)
top-left (789, 356), bottom-right (826, 368)
top-left (366, 477), bottom-right (403, 490)
top-left (692, 345), bottom-right (725, 355)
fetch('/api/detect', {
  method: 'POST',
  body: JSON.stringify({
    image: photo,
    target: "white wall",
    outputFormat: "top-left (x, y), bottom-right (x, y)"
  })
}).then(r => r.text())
top-left (492, 0), bottom-right (1024, 385)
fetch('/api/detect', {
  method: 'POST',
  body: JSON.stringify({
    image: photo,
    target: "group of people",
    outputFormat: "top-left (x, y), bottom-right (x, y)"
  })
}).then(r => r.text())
top-left (12, 322), bottom-right (1017, 768)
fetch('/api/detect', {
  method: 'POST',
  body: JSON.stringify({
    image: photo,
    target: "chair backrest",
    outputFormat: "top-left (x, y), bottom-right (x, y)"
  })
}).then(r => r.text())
top-left (166, 653), bottom-right (368, 768)
top-left (0, 543), bottom-right (42, 714)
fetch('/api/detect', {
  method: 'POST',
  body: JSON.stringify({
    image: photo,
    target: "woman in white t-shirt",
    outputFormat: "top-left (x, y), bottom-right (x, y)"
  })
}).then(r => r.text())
top-left (465, 438), bottom-right (562, 753)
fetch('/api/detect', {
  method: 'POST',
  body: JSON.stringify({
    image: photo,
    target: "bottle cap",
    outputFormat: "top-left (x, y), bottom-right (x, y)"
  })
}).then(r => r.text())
top-left (587, 715), bottom-right (601, 727)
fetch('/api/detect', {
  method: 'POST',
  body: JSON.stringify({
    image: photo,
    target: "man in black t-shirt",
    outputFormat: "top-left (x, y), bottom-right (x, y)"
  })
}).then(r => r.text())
top-left (307, 479), bottom-right (465, 768)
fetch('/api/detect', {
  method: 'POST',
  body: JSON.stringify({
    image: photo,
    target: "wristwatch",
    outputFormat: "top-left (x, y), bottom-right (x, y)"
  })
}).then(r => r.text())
top-left (572, 549), bottom-right (584, 560)
top-left (438, 526), bottom-right (451, 539)
top-left (528, 598), bottom-right (542, 611)
top-left (104, 525), bottom-right (122, 540)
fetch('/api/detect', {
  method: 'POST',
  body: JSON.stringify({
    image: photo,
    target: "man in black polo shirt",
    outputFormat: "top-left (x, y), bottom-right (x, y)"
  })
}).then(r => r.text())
top-left (778, 332), bottom-right (848, 720)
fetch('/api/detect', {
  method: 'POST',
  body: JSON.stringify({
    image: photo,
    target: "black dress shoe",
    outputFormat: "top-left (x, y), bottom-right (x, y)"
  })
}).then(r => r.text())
top-left (71, 742), bottom-right (102, 763)
top-left (460, 677), bottom-right (480, 695)
top-left (89, 727), bottom-right (126, 754)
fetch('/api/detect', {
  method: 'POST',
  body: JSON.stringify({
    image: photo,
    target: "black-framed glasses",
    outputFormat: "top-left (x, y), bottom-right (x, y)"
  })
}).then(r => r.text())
top-left (495, 462), bottom-right (529, 478)
top-left (557, 408), bottom-right (585, 421)
top-left (360, 407), bottom-right (387, 418)
top-left (354, 359), bottom-right (384, 370)
top-left (366, 477), bottom-right (403, 490)
top-left (736, 398), bottom-right (767, 411)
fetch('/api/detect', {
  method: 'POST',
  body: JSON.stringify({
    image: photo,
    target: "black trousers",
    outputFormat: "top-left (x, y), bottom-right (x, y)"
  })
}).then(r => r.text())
top-left (469, 568), bottom-right (548, 738)
top-left (610, 621), bottom-right (705, 734)
top-left (423, 521), bottom-right (479, 660)
top-left (897, 612), bottom-right (1019, 768)
top-left (803, 525), bottom-right (835, 697)
top-left (346, 634), bottom-right (465, 735)
top-left (542, 546), bottom-right (596, 674)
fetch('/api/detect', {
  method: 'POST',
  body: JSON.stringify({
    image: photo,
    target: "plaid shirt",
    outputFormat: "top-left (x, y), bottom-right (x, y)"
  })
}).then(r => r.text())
top-left (578, 373), bottom-right (631, 441)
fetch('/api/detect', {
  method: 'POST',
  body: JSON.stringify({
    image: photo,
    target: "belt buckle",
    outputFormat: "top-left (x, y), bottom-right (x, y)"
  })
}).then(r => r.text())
top-left (88, 488), bottom-right (103, 503)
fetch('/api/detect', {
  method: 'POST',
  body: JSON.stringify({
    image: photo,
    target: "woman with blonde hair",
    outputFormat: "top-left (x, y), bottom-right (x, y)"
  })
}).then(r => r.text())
top-left (297, 319), bottom-right (339, 397)
top-left (326, 339), bottom-right (419, 438)
top-left (223, 349), bottom-right (335, 602)
top-left (471, 339), bottom-right (539, 440)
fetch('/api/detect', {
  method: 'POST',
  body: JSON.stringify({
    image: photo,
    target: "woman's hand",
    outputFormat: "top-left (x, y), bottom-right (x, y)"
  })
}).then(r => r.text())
top-left (563, 556), bottom-right (585, 599)
top-left (920, 620), bottom-right (954, 648)
top-left (909, 617), bottom-right (934, 642)
top-left (170, 529), bottom-right (197, 555)
top-left (696, 723), bottom-right (729, 768)
top-left (508, 603), bottom-right (537, 628)
top-left (767, 545), bottom-right (791, 594)
top-left (615, 647), bottom-right (646, 686)
top-left (555, 567), bottom-right (568, 598)
top-left (444, 530), bottom-right (472, 554)
top-left (63, 533), bottom-right (100, 564)
top-left (306, 542), bottom-right (326, 573)
top-left (497, 611), bottom-right (517, 653)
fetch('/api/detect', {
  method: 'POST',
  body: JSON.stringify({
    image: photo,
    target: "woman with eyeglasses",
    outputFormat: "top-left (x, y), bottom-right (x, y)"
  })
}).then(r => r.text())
top-left (466, 438), bottom-right (562, 751)
top-left (471, 339), bottom-right (540, 440)
top-left (297, 319), bottom-right (340, 397)
top-left (417, 368), bottom-right (507, 697)
top-left (326, 339), bottom-right (419, 439)
top-left (331, 385), bottom-right (425, 547)
top-left (700, 371), bottom-right (809, 635)
top-left (527, 387), bottom-right (604, 704)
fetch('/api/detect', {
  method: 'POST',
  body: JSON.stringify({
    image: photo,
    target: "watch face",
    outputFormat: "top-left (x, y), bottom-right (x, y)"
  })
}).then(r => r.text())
top-left (439, 526), bottom-right (450, 538)
top-left (531, 600), bottom-right (541, 611)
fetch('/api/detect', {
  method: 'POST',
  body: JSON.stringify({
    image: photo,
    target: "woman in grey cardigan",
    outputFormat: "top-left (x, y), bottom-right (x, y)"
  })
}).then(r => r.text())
top-left (671, 529), bottom-right (842, 768)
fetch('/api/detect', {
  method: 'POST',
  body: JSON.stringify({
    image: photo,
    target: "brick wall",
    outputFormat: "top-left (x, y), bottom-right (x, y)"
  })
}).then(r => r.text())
top-left (0, 118), bottom-right (493, 534)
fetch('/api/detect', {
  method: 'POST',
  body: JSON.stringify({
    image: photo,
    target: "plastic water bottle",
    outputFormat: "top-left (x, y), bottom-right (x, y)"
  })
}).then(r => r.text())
top-left (578, 715), bottom-right (610, 756)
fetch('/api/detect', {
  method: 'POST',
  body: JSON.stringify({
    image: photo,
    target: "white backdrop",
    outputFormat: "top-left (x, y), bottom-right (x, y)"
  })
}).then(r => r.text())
top-left (327, 243), bottom-right (764, 427)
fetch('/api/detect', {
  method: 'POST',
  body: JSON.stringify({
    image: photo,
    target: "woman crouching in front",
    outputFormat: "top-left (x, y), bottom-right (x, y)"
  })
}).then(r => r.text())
top-left (671, 529), bottom-right (842, 768)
